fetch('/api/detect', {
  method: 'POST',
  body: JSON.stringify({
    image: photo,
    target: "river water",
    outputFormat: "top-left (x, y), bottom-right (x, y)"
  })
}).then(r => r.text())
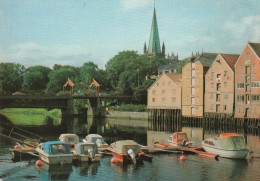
top-left (1, 117), bottom-right (260, 181)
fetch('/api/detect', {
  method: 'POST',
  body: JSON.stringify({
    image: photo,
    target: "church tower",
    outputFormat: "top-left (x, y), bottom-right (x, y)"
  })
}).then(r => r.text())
top-left (144, 7), bottom-right (164, 56)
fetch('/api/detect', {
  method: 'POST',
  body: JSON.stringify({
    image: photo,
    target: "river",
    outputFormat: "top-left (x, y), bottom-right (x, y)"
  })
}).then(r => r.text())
top-left (0, 116), bottom-right (260, 181)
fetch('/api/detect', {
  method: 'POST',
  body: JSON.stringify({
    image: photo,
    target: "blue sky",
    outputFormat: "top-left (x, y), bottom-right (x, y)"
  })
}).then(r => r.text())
top-left (0, 0), bottom-right (260, 69)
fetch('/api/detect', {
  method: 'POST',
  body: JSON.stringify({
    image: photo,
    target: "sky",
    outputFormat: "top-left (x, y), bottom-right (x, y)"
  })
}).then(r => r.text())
top-left (0, 0), bottom-right (260, 69)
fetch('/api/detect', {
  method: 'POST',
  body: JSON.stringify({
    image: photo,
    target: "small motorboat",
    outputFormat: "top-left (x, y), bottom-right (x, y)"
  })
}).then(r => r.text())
top-left (83, 134), bottom-right (108, 147)
top-left (168, 132), bottom-right (193, 147)
top-left (35, 141), bottom-right (73, 164)
top-left (74, 141), bottom-right (102, 162)
top-left (59, 134), bottom-right (79, 148)
top-left (10, 139), bottom-right (39, 162)
top-left (110, 140), bottom-right (152, 164)
top-left (201, 133), bottom-right (249, 159)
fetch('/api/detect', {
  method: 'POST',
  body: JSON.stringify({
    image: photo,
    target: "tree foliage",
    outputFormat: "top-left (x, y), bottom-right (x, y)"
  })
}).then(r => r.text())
top-left (0, 63), bottom-right (25, 93)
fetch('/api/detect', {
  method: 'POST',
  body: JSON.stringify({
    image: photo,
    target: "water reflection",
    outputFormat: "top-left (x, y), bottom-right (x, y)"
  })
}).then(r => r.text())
top-left (73, 161), bottom-right (100, 176)
top-left (40, 163), bottom-right (72, 180)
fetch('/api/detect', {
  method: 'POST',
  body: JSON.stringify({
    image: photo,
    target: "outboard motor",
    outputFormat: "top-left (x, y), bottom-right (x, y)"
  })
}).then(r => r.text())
top-left (88, 148), bottom-right (94, 161)
top-left (127, 149), bottom-right (136, 164)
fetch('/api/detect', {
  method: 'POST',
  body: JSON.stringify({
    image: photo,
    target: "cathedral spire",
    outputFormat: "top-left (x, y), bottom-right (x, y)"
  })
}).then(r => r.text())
top-left (147, 7), bottom-right (161, 54)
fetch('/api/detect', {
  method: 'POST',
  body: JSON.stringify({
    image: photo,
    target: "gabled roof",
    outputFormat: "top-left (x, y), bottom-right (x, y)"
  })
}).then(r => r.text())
top-left (166, 73), bottom-right (182, 82)
top-left (221, 54), bottom-right (239, 70)
top-left (63, 78), bottom-right (74, 87)
top-left (249, 42), bottom-right (260, 59)
top-left (88, 78), bottom-right (100, 88)
top-left (194, 52), bottom-right (218, 67)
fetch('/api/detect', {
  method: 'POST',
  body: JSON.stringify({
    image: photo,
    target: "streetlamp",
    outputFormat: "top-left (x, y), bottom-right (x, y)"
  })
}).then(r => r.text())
top-left (137, 69), bottom-right (139, 87)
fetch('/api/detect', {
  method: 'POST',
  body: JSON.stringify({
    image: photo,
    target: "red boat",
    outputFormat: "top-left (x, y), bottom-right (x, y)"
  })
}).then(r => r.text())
top-left (109, 140), bottom-right (152, 164)
top-left (168, 132), bottom-right (193, 147)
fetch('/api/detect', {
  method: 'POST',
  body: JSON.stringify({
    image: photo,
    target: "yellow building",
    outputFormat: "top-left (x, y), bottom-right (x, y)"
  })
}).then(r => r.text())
top-left (147, 73), bottom-right (182, 109)
top-left (182, 53), bottom-right (217, 117)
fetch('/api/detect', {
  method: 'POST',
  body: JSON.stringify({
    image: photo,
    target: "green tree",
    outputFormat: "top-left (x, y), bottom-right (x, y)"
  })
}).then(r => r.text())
top-left (46, 65), bottom-right (79, 93)
top-left (0, 63), bottom-right (25, 93)
top-left (22, 66), bottom-right (51, 91)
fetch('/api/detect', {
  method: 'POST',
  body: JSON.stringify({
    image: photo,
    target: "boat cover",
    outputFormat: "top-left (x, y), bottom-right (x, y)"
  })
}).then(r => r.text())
top-left (111, 140), bottom-right (142, 154)
top-left (85, 134), bottom-right (107, 145)
top-left (59, 134), bottom-right (79, 145)
top-left (217, 136), bottom-right (247, 150)
top-left (75, 142), bottom-right (98, 155)
top-left (42, 141), bottom-right (71, 155)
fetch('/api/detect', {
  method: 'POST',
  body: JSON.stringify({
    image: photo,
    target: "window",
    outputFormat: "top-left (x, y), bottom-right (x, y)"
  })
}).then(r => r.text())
top-left (172, 89), bottom-right (176, 94)
top-left (252, 64), bottom-right (256, 69)
top-left (186, 70), bottom-right (189, 76)
top-left (237, 83), bottom-right (244, 88)
top-left (152, 90), bottom-right (156, 95)
top-left (224, 94), bottom-right (228, 99)
top-left (162, 98), bottom-right (165, 102)
top-left (251, 95), bottom-right (260, 101)
top-left (186, 79), bottom-right (189, 84)
top-left (240, 75), bottom-right (244, 79)
top-left (223, 105), bottom-right (227, 111)
top-left (196, 79), bottom-right (199, 83)
top-left (192, 78), bottom-right (195, 86)
top-left (210, 104), bottom-right (214, 110)
top-left (192, 62), bottom-right (195, 68)
top-left (246, 53), bottom-right (250, 60)
top-left (224, 82), bottom-right (227, 88)
top-left (196, 70), bottom-right (199, 74)
top-left (162, 90), bottom-right (165, 94)
top-left (186, 96), bottom-right (189, 103)
top-left (196, 96), bottom-right (199, 102)
top-left (217, 83), bottom-right (221, 91)
top-left (237, 95), bottom-right (244, 102)
top-left (152, 98), bottom-right (155, 102)
top-left (191, 97), bottom-right (195, 104)
top-left (162, 82), bottom-right (165, 86)
top-left (192, 88), bottom-right (195, 95)
top-left (192, 70), bottom-right (195, 77)
top-left (224, 71), bottom-right (227, 76)
top-left (246, 66), bottom-right (250, 75)
top-left (168, 82), bottom-right (171, 86)
top-left (172, 97), bottom-right (176, 103)
top-left (252, 81), bottom-right (260, 87)
top-left (240, 66), bottom-right (244, 70)
top-left (210, 93), bottom-right (214, 99)
top-left (216, 105), bottom-right (220, 112)
top-left (196, 87), bottom-right (199, 91)
top-left (246, 85), bottom-right (250, 92)
top-left (211, 72), bottom-right (214, 78)
top-left (191, 107), bottom-right (195, 115)
top-left (217, 74), bottom-right (221, 79)
top-left (252, 73), bottom-right (256, 78)
top-left (216, 94), bottom-right (221, 102)
top-left (186, 87), bottom-right (189, 92)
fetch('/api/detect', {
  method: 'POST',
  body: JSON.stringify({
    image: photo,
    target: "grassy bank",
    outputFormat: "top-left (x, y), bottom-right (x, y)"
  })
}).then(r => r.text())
top-left (0, 108), bottom-right (61, 126)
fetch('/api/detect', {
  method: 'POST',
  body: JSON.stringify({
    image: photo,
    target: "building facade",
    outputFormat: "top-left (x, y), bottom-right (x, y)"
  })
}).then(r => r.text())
top-left (182, 53), bottom-right (217, 117)
top-left (147, 73), bottom-right (182, 109)
top-left (204, 53), bottom-right (239, 115)
top-left (235, 43), bottom-right (260, 118)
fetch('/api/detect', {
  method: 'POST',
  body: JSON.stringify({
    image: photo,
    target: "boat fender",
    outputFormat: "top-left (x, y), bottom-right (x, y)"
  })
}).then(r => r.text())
top-left (180, 155), bottom-right (186, 161)
top-left (14, 145), bottom-right (21, 149)
top-left (35, 160), bottom-right (43, 167)
top-left (111, 157), bottom-right (118, 163)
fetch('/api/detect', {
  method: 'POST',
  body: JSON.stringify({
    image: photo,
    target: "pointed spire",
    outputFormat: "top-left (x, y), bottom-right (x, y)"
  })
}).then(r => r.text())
top-left (144, 42), bottom-right (147, 54)
top-left (191, 51), bottom-right (194, 57)
top-left (147, 7), bottom-right (161, 54)
top-left (162, 42), bottom-right (165, 56)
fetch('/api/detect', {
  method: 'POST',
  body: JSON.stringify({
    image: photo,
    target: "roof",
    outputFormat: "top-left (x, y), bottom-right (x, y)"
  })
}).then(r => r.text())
top-left (221, 54), bottom-right (239, 70)
top-left (216, 133), bottom-right (242, 140)
top-left (42, 141), bottom-right (67, 146)
top-left (88, 78), bottom-right (100, 88)
top-left (147, 8), bottom-right (161, 54)
top-left (86, 134), bottom-right (103, 139)
top-left (249, 42), bottom-right (260, 59)
top-left (158, 61), bottom-right (179, 70)
top-left (63, 78), bottom-right (74, 87)
top-left (166, 73), bottom-right (182, 82)
top-left (195, 53), bottom-right (218, 67)
top-left (111, 140), bottom-right (141, 154)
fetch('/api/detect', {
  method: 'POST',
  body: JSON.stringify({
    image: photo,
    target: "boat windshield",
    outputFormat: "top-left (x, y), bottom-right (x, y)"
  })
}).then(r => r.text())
top-left (218, 136), bottom-right (247, 150)
top-left (51, 144), bottom-right (70, 155)
top-left (91, 138), bottom-right (106, 146)
top-left (82, 145), bottom-right (95, 154)
top-left (120, 145), bottom-right (142, 154)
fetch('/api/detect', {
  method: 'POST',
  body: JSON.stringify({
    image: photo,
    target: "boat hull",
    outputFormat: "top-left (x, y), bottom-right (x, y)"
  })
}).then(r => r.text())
top-left (36, 148), bottom-right (73, 164)
top-left (75, 154), bottom-right (102, 162)
top-left (201, 143), bottom-right (248, 159)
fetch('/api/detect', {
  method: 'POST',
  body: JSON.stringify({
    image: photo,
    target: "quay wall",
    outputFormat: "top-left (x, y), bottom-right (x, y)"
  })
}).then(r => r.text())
top-left (106, 110), bottom-right (148, 120)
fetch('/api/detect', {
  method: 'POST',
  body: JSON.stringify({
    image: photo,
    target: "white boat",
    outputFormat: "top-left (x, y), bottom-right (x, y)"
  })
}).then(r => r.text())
top-left (83, 134), bottom-right (108, 147)
top-left (35, 141), bottom-right (74, 164)
top-left (168, 132), bottom-right (193, 147)
top-left (201, 133), bottom-right (249, 159)
top-left (59, 134), bottom-right (79, 148)
top-left (74, 142), bottom-right (102, 162)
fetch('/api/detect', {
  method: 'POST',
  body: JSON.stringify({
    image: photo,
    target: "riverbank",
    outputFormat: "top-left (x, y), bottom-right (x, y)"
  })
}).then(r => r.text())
top-left (106, 110), bottom-right (148, 120)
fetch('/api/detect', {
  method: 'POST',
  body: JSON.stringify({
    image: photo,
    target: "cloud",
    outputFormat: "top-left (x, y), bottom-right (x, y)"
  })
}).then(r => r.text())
top-left (120, 0), bottom-right (153, 10)
top-left (0, 42), bottom-right (100, 68)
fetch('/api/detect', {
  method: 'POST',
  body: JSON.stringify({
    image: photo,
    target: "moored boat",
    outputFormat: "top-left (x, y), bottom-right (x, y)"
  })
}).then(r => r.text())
top-left (110, 140), bottom-right (152, 164)
top-left (201, 133), bottom-right (249, 159)
top-left (59, 134), bottom-right (79, 148)
top-left (74, 142), bottom-right (102, 162)
top-left (168, 132), bottom-right (193, 147)
top-left (36, 141), bottom-right (73, 164)
top-left (83, 134), bottom-right (108, 147)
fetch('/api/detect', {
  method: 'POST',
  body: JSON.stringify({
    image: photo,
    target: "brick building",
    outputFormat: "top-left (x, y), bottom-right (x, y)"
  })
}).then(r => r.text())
top-left (235, 43), bottom-right (260, 118)
top-left (147, 73), bottom-right (182, 109)
top-left (204, 53), bottom-right (239, 115)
